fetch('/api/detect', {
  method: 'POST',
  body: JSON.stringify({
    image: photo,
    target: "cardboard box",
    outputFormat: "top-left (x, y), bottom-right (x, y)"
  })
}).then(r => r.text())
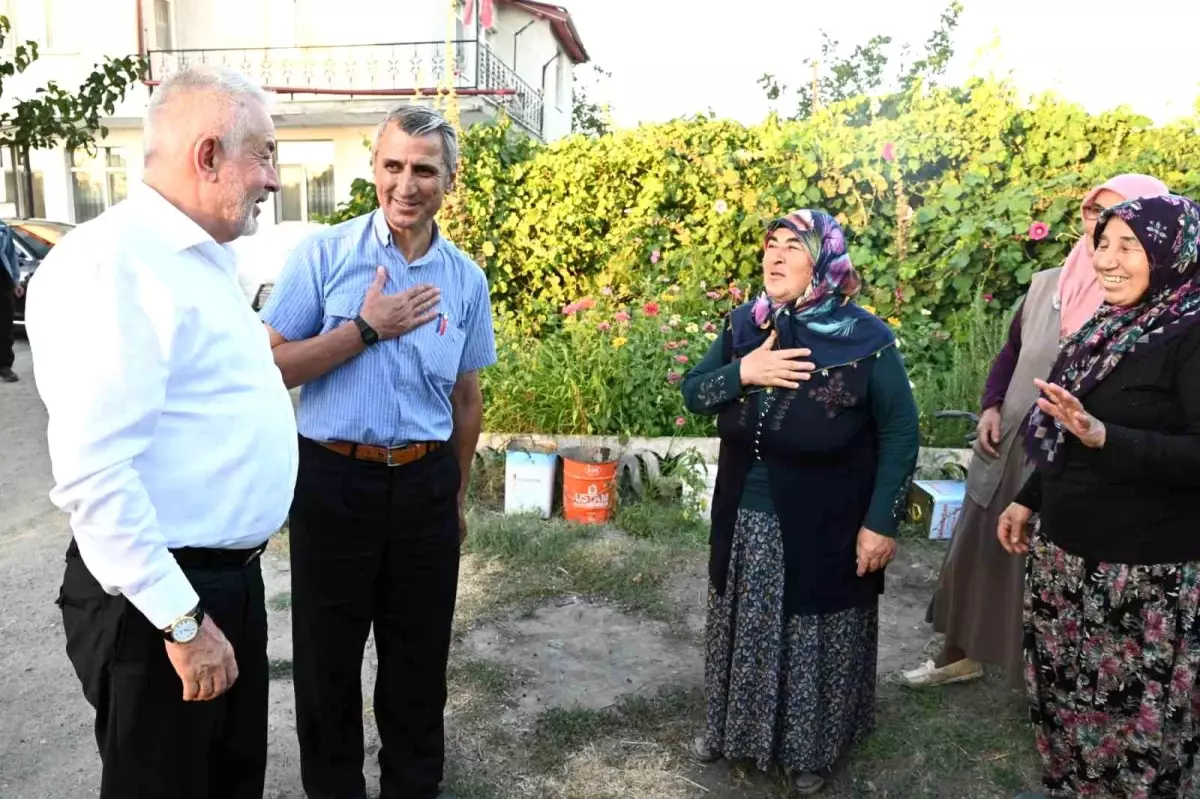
top-left (907, 480), bottom-right (966, 541)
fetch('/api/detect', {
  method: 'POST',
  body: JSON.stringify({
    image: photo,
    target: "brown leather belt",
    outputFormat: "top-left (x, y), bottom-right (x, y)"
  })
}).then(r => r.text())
top-left (318, 440), bottom-right (443, 467)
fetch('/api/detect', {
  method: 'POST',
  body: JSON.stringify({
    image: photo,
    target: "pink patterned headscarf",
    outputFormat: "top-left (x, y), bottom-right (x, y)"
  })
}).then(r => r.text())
top-left (1056, 173), bottom-right (1169, 336)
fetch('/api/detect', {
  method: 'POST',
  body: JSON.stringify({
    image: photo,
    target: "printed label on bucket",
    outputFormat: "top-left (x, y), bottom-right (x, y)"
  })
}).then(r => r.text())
top-left (570, 483), bottom-right (610, 509)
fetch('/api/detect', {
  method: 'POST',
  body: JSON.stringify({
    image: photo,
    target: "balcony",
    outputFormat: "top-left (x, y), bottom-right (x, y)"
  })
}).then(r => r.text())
top-left (146, 40), bottom-right (546, 138)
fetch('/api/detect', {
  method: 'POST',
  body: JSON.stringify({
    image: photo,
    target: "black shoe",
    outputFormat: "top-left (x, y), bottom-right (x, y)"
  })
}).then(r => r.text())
top-left (0, 368), bottom-right (17, 383)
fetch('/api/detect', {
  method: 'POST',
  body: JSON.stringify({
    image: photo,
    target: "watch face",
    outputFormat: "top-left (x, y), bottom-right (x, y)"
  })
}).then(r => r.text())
top-left (172, 617), bottom-right (200, 644)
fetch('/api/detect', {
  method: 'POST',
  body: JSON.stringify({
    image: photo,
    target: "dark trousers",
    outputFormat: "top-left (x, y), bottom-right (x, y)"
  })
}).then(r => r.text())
top-left (0, 270), bottom-right (13, 370)
top-left (291, 436), bottom-right (462, 799)
top-left (58, 540), bottom-right (269, 799)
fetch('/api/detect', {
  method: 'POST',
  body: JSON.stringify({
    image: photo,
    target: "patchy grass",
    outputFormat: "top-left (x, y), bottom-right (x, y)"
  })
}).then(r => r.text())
top-left (268, 657), bottom-right (294, 681)
top-left (266, 591), bottom-right (292, 611)
top-left (458, 509), bottom-right (692, 624)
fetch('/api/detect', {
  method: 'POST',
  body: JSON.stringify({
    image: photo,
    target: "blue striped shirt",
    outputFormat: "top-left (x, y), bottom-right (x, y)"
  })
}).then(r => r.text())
top-left (260, 210), bottom-right (496, 446)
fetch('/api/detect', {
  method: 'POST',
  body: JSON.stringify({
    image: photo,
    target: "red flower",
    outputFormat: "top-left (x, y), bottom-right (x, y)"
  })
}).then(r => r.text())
top-left (1029, 221), bottom-right (1050, 241)
top-left (643, 301), bottom-right (661, 317)
top-left (982, 293), bottom-right (994, 303)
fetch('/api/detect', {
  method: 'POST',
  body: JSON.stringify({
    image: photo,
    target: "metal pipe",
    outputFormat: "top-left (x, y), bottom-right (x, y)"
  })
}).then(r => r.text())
top-left (511, 20), bottom-right (535, 74)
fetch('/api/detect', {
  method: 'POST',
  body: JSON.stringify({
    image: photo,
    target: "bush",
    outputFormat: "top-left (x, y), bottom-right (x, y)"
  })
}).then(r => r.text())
top-left (321, 77), bottom-right (1200, 439)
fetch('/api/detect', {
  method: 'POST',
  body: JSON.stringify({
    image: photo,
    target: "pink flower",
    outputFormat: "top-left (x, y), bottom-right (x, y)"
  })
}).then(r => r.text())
top-left (678, 340), bottom-right (689, 347)
top-left (667, 371), bottom-right (682, 384)
top-left (597, 321), bottom-right (611, 332)
top-left (578, 297), bottom-right (595, 310)
top-left (600, 286), bottom-right (613, 296)
top-left (703, 321), bottom-right (717, 333)
top-left (706, 291), bottom-right (721, 300)
top-left (661, 325), bottom-right (672, 334)
top-left (675, 416), bottom-right (686, 427)
top-left (982, 293), bottom-right (994, 303)
top-left (643, 301), bottom-right (661, 317)
top-left (729, 285), bottom-right (744, 301)
top-left (650, 249), bottom-right (661, 264)
top-left (1029, 221), bottom-right (1050, 241)
top-left (881, 142), bottom-right (896, 162)
top-left (562, 302), bottom-right (580, 315)
top-left (675, 354), bottom-right (689, 364)
top-left (614, 310), bottom-right (631, 323)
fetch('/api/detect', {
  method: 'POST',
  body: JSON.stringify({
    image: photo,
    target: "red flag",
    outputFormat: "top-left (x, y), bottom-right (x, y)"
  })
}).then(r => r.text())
top-left (479, 0), bottom-right (494, 28)
top-left (462, 0), bottom-right (476, 25)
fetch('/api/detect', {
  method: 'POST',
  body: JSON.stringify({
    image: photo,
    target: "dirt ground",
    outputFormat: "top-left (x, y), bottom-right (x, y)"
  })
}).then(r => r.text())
top-left (0, 338), bottom-right (1035, 798)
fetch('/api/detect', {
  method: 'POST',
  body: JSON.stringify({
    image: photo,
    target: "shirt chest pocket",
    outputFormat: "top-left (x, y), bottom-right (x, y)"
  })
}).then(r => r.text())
top-left (416, 320), bottom-right (466, 385)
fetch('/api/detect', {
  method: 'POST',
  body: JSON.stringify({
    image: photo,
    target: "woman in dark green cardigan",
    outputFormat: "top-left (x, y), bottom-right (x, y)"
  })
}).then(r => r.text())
top-left (681, 209), bottom-right (919, 794)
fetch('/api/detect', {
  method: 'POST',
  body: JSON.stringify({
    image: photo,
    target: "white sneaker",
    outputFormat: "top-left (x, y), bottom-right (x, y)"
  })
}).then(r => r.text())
top-left (900, 658), bottom-right (984, 687)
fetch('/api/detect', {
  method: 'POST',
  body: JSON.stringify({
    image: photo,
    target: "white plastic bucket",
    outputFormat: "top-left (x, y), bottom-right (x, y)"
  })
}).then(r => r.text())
top-left (504, 441), bottom-right (558, 519)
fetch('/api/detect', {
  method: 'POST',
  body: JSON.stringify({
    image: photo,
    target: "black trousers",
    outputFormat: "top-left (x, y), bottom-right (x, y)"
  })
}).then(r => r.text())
top-left (0, 270), bottom-right (14, 370)
top-left (291, 436), bottom-right (462, 799)
top-left (58, 540), bottom-right (269, 799)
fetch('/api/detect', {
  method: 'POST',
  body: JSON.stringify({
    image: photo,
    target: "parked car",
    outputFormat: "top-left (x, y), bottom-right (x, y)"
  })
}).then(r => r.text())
top-left (228, 221), bottom-right (327, 311)
top-left (8, 219), bottom-right (75, 329)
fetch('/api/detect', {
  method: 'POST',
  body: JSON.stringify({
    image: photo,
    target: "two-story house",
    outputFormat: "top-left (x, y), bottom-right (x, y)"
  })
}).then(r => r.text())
top-left (0, 0), bottom-right (587, 225)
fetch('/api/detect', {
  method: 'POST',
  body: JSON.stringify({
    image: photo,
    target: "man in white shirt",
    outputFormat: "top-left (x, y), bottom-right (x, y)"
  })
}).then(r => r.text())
top-left (25, 66), bottom-right (297, 799)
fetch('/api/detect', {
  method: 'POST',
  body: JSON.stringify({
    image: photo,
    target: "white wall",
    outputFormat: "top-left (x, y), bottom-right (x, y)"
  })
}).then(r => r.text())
top-left (489, 4), bottom-right (574, 140)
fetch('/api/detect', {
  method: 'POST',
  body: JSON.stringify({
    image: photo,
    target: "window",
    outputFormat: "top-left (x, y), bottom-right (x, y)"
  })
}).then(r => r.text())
top-left (2, 149), bottom-right (45, 218)
top-left (277, 141), bottom-right (336, 222)
top-left (154, 0), bottom-right (173, 50)
top-left (70, 147), bottom-right (128, 223)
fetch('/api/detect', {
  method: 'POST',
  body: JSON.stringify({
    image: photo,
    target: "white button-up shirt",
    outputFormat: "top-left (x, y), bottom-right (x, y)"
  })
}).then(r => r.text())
top-left (26, 183), bottom-right (298, 630)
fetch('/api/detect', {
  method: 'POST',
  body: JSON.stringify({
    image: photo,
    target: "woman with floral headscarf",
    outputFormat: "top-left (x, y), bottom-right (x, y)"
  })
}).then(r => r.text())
top-left (904, 173), bottom-right (1169, 690)
top-left (681, 210), bottom-right (919, 793)
top-left (998, 194), bottom-right (1200, 799)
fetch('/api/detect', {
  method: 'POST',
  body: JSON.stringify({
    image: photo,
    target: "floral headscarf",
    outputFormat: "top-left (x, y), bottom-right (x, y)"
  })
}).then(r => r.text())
top-left (730, 209), bottom-right (894, 369)
top-left (1026, 194), bottom-right (1200, 467)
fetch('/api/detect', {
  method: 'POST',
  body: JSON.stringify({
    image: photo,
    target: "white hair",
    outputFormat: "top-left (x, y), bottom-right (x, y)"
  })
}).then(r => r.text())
top-left (144, 65), bottom-right (271, 161)
top-left (372, 104), bottom-right (459, 182)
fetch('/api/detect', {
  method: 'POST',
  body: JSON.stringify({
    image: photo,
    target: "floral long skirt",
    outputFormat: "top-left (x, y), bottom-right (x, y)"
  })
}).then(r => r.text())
top-left (1025, 533), bottom-right (1200, 798)
top-left (704, 508), bottom-right (878, 775)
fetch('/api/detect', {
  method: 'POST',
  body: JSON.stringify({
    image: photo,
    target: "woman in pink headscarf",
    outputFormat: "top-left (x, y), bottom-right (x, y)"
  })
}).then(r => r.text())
top-left (901, 173), bottom-right (1169, 689)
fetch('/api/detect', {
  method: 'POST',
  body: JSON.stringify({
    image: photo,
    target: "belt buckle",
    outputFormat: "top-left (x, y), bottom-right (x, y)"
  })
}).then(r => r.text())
top-left (245, 545), bottom-right (265, 566)
top-left (385, 444), bottom-right (409, 467)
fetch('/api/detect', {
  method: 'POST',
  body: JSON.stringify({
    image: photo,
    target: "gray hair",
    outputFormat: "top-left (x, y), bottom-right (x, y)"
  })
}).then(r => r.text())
top-left (144, 65), bottom-right (271, 161)
top-left (372, 105), bottom-right (459, 183)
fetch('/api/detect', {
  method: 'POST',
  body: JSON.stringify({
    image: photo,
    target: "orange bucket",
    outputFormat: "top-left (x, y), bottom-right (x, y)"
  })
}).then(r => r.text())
top-left (560, 446), bottom-right (619, 524)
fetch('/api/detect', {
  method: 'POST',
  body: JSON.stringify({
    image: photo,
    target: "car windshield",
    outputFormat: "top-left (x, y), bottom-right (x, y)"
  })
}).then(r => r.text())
top-left (9, 221), bottom-right (72, 260)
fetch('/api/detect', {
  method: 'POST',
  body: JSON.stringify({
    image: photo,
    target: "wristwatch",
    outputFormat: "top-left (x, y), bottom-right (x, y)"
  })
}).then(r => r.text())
top-left (161, 604), bottom-right (205, 644)
top-left (353, 314), bottom-right (379, 346)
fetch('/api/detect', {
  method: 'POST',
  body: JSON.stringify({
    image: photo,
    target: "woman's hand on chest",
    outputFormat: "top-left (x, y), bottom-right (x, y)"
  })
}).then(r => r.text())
top-left (738, 330), bottom-right (816, 390)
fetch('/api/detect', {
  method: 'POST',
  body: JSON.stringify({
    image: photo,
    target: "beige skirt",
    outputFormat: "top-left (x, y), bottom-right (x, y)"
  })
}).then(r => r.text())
top-left (926, 441), bottom-right (1027, 684)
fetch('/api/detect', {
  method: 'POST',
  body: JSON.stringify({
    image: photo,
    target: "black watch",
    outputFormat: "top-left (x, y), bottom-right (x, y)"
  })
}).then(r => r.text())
top-left (353, 314), bottom-right (379, 345)
top-left (161, 604), bottom-right (205, 644)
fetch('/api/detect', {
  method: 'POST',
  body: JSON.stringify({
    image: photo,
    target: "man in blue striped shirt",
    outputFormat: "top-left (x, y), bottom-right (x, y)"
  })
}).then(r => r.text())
top-left (260, 105), bottom-right (495, 799)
